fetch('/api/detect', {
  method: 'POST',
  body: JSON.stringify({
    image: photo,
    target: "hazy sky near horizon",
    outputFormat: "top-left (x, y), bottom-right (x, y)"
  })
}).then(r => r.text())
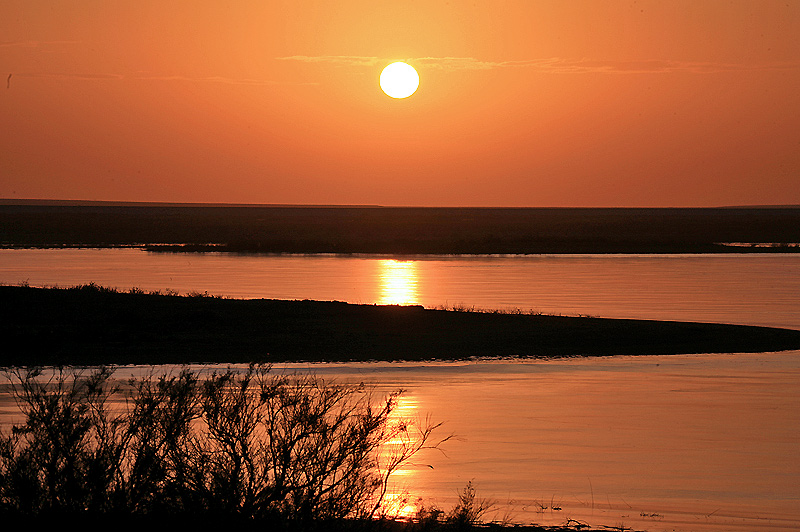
top-left (2, 1), bottom-right (799, 207)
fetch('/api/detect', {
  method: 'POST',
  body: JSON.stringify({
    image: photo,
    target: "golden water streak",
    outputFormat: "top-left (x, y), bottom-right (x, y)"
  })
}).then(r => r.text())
top-left (378, 260), bottom-right (419, 306)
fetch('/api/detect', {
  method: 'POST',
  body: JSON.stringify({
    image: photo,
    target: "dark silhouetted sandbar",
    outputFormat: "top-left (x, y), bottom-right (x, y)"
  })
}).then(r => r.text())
top-left (2, 202), bottom-right (800, 254)
top-left (2, 285), bottom-right (799, 366)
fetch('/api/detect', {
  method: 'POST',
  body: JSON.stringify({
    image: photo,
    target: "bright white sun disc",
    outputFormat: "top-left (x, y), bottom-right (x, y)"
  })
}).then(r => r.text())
top-left (380, 62), bottom-right (419, 99)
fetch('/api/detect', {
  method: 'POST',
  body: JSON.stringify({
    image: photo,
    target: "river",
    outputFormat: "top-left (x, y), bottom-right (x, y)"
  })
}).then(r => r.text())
top-left (1, 248), bottom-right (799, 531)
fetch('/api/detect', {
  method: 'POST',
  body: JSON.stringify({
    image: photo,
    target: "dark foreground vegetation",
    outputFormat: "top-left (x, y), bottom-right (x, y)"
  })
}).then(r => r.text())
top-left (0, 366), bottom-right (633, 532)
top-left (2, 203), bottom-right (800, 254)
top-left (0, 364), bottom-right (437, 529)
top-left (2, 285), bottom-right (800, 366)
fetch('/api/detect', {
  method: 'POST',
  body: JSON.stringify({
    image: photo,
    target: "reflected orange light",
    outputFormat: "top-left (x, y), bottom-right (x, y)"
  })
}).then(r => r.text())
top-left (377, 395), bottom-right (424, 520)
top-left (380, 493), bottom-right (419, 521)
top-left (378, 260), bottom-right (419, 306)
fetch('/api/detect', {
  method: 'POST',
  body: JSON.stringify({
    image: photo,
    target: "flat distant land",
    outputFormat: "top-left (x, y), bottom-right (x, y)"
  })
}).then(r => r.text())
top-left (1, 201), bottom-right (800, 254)
top-left (2, 285), bottom-right (800, 367)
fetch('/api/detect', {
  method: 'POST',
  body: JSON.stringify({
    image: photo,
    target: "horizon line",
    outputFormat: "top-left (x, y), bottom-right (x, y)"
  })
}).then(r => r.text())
top-left (2, 198), bottom-right (799, 210)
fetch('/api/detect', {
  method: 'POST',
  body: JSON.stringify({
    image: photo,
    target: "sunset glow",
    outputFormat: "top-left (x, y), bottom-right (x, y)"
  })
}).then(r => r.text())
top-left (2, 3), bottom-right (800, 528)
top-left (1, 1), bottom-right (798, 206)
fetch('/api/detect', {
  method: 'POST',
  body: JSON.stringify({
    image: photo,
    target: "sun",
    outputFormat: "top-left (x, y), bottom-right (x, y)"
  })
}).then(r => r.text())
top-left (380, 62), bottom-right (419, 99)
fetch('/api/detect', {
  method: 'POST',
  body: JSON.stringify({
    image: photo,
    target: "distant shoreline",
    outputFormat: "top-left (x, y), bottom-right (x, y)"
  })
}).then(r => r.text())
top-left (3, 204), bottom-right (800, 255)
top-left (5, 244), bottom-right (800, 255)
top-left (2, 285), bottom-right (799, 367)
top-left (3, 199), bottom-right (800, 208)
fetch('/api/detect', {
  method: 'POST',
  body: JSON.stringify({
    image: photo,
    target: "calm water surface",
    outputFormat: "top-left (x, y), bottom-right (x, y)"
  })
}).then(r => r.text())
top-left (276, 354), bottom-right (800, 532)
top-left (1, 249), bottom-right (799, 531)
top-left (1, 248), bottom-right (799, 328)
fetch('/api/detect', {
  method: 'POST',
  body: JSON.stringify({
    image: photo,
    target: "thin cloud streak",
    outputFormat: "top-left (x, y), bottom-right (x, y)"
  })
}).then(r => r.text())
top-left (17, 72), bottom-right (124, 80)
top-left (0, 40), bottom-right (81, 48)
top-left (276, 55), bottom-right (381, 67)
top-left (278, 55), bottom-right (800, 74)
top-left (133, 74), bottom-right (317, 85)
top-left (11, 72), bottom-right (317, 85)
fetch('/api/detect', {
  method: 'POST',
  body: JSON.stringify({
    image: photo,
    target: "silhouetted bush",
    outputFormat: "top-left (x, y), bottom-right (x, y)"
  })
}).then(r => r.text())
top-left (445, 481), bottom-right (496, 530)
top-left (0, 365), bottom-right (442, 528)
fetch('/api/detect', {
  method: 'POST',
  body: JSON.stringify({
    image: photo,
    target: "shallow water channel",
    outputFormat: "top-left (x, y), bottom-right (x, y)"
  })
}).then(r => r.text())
top-left (1, 249), bottom-right (799, 328)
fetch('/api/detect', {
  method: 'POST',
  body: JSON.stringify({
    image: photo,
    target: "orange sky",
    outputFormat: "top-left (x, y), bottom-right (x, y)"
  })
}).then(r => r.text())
top-left (2, 1), bottom-right (799, 207)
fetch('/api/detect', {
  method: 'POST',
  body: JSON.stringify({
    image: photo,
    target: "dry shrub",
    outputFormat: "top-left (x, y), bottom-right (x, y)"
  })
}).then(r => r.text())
top-left (0, 364), bottom-right (442, 528)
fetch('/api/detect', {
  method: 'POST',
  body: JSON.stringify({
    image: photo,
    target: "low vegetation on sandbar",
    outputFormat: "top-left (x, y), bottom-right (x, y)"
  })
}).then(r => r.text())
top-left (2, 284), bottom-right (800, 367)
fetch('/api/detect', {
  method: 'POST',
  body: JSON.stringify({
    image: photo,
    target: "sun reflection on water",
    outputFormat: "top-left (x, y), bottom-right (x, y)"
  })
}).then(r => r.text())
top-left (378, 260), bottom-right (419, 306)
top-left (377, 394), bottom-right (425, 520)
